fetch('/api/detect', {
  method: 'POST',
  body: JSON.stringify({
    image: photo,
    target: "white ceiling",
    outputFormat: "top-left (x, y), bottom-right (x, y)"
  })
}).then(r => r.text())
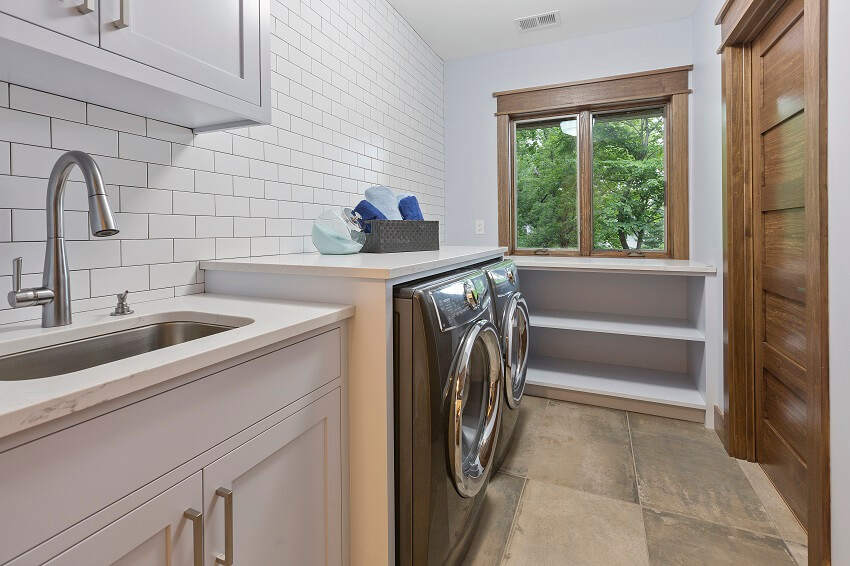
top-left (387, 0), bottom-right (700, 60)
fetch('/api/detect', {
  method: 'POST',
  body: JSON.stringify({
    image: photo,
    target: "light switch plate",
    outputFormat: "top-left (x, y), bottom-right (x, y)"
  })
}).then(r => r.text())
top-left (475, 220), bottom-right (485, 235)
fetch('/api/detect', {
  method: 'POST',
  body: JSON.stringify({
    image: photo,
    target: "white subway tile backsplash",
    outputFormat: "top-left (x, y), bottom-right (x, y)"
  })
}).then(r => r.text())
top-left (195, 170), bottom-right (233, 196)
top-left (121, 239), bottom-right (173, 266)
top-left (0, 108), bottom-right (51, 146)
top-left (173, 191), bottom-right (215, 216)
top-left (52, 119), bottom-right (119, 158)
top-left (0, 0), bottom-right (444, 324)
top-left (90, 265), bottom-right (150, 297)
top-left (149, 214), bottom-right (195, 239)
top-left (10, 86), bottom-right (86, 122)
top-left (196, 216), bottom-right (233, 238)
top-left (150, 261), bottom-right (197, 289)
top-left (87, 105), bottom-right (146, 135)
top-left (120, 133), bottom-right (171, 165)
top-left (148, 164), bottom-right (194, 192)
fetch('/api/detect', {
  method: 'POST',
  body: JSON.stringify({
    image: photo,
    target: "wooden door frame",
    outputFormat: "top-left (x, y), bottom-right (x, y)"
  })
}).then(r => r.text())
top-left (716, 0), bottom-right (830, 563)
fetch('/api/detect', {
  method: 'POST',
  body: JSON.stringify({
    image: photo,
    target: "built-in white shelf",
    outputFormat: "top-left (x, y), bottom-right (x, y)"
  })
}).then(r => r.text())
top-left (509, 255), bottom-right (716, 276)
top-left (525, 357), bottom-right (706, 417)
top-left (530, 309), bottom-right (705, 342)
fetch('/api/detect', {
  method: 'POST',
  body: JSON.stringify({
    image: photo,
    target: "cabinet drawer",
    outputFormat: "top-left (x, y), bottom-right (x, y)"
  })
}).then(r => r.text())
top-left (0, 0), bottom-right (99, 45)
top-left (0, 328), bottom-right (341, 564)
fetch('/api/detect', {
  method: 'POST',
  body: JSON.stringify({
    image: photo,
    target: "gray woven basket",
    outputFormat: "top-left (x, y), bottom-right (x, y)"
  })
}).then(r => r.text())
top-left (360, 220), bottom-right (439, 253)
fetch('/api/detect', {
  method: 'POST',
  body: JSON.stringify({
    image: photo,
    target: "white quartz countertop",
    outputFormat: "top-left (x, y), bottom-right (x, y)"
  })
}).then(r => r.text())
top-left (200, 246), bottom-right (508, 280)
top-left (508, 256), bottom-right (717, 276)
top-left (0, 294), bottom-right (354, 439)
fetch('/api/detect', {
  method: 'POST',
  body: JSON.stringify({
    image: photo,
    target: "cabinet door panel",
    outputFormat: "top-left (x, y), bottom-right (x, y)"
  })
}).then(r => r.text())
top-left (45, 473), bottom-right (202, 566)
top-left (203, 390), bottom-right (342, 566)
top-left (99, 0), bottom-right (260, 103)
top-left (0, 0), bottom-right (99, 44)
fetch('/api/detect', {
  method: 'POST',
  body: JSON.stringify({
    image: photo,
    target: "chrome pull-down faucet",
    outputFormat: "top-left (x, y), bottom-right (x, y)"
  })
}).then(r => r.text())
top-left (7, 151), bottom-right (120, 328)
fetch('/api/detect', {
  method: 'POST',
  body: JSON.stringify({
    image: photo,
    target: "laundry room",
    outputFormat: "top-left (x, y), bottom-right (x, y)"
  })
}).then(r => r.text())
top-left (0, 0), bottom-right (846, 564)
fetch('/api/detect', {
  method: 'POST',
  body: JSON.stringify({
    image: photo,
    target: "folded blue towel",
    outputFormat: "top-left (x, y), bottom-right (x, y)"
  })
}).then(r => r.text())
top-left (397, 195), bottom-right (424, 220)
top-left (365, 185), bottom-right (402, 220)
top-left (353, 200), bottom-right (386, 232)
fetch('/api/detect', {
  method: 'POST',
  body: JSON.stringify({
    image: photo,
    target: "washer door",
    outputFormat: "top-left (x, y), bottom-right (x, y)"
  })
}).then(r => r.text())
top-left (502, 293), bottom-right (530, 409)
top-left (447, 320), bottom-right (503, 498)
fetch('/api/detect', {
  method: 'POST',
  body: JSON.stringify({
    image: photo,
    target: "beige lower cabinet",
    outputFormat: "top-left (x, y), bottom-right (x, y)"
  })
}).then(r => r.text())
top-left (203, 389), bottom-right (342, 566)
top-left (45, 473), bottom-right (204, 566)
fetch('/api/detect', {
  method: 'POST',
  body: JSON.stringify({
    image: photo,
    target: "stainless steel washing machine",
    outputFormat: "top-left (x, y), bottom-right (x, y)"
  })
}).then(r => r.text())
top-left (394, 269), bottom-right (504, 566)
top-left (483, 259), bottom-right (530, 470)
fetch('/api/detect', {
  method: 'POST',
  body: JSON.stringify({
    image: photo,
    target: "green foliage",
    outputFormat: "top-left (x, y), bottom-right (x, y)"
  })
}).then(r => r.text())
top-left (592, 114), bottom-right (665, 250)
top-left (515, 123), bottom-right (579, 249)
top-left (514, 111), bottom-right (666, 251)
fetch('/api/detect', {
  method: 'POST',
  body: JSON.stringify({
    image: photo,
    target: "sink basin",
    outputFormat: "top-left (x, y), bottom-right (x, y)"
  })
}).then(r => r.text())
top-left (0, 321), bottom-right (235, 381)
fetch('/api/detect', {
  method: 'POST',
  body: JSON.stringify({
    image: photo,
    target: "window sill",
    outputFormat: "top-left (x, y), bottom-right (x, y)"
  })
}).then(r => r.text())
top-left (507, 255), bottom-right (716, 276)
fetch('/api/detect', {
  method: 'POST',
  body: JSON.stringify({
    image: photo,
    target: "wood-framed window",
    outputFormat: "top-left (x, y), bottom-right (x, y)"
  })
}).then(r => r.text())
top-left (495, 66), bottom-right (692, 259)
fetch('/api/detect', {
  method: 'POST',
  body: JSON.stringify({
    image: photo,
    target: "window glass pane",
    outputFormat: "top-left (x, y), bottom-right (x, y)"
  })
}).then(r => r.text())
top-left (592, 107), bottom-right (666, 252)
top-left (515, 117), bottom-right (579, 250)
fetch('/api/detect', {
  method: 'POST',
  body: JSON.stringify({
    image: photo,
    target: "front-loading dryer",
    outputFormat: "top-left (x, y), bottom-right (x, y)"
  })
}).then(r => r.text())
top-left (394, 269), bottom-right (503, 566)
top-left (483, 259), bottom-right (531, 470)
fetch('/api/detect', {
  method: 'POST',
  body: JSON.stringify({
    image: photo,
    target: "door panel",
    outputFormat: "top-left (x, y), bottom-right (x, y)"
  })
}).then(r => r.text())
top-left (203, 390), bottom-right (342, 566)
top-left (751, 0), bottom-right (809, 527)
top-left (100, 0), bottom-right (260, 103)
top-left (0, 0), bottom-right (99, 44)
top-left (45, 473), bottom-right (202, 566)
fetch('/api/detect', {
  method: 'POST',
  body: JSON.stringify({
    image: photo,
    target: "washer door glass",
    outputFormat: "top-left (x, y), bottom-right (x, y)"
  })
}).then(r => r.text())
top-left (448, 320), bottom-right (503, 498)
top-left (502, 294), bottom-right (530, 409)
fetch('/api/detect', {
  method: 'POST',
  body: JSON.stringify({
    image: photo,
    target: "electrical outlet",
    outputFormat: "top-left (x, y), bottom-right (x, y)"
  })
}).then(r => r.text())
top-left (475, 220), bottom-right (485, 235)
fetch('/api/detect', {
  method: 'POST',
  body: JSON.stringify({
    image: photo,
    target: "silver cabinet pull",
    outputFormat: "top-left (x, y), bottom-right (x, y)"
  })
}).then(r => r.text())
top-left (183, 508), bottom-right (203, 566)
top-left (215, 488), bottom-right (234, 566)
top-left (112, 0), bottom-right (130, 28)
top-left (76, 0), bottom-right (95, 14)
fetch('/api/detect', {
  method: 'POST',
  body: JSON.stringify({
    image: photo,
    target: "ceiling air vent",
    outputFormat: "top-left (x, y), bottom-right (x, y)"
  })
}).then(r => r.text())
top-left (515, 10), bottom-right (561, 33)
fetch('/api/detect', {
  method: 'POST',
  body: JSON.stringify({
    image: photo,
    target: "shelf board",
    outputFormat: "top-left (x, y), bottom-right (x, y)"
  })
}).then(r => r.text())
top-left (530, 309), bottom-right (705, 341)
top-left (525, 356), bottom-right (706, 410)
top-left (508, 255), bottom-right (716, 276)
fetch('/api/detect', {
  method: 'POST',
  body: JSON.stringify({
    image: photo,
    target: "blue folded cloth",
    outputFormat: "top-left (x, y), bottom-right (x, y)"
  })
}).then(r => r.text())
top-left (397, 195), bottom-right (424, 220)
top-left (365, 185), bottom-right (402, 220)
top-left (353, 200), bottom-right (386, 232)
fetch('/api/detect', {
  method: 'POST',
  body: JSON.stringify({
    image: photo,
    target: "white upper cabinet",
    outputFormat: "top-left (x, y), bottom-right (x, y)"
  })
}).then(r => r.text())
top-left (0, 0), bottom-right (270, 130)
top-left (0, 0), bottom-right (99, 45)
top-left (100, 0), bottom-right (261, 104)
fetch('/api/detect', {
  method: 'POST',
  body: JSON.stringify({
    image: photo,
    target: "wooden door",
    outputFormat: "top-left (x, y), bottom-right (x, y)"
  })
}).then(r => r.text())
top-left (0, 0), bottom-right (99, 45)
top-left (751, 0), bottom-right (813, 527)
top-left (202, 389), bottom-right (343, 566)
top-left (99, 0), bottom-right (261, 103)
top-left (44, 473), bottom-right (203, 566)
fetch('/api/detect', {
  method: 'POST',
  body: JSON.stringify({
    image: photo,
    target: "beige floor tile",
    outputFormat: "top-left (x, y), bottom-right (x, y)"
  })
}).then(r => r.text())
top-left (738, 459), bottom-right (808, 544)
top-left (463, 473), bottom-right (525, 566)
top-left (499, 395), bottom-right (548, 477)
top-left (643, 508), bottom-right (795, 566)
top-left (785, 541), bottom-right (808, 565)
top-left (526, 400), bottom-right (637, 503)
top-left (630, 413), bottom-right (776, 535)
top-left (504, 480), bottom-right (649, 566)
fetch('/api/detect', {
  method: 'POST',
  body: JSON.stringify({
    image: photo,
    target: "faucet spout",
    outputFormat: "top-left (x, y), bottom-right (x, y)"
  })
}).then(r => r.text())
top-left (41, 151), bottom-right (120, 327)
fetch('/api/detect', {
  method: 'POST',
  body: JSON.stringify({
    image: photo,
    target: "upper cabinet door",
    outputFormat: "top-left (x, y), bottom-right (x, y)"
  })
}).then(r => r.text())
top-left (0, 0), bottom-right (99, 44)
top-left (99, 0), bottom-right (261, 104)
top-left (203, 390), bottom-right (343, 566)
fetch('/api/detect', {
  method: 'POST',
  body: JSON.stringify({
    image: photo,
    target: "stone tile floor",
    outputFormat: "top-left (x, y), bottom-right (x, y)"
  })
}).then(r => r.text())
top-left (464, 396), bottom-right (808, 566)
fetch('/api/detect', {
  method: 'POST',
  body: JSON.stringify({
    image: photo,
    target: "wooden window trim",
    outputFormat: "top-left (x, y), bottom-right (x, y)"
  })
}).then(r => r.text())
top-left (496, 67), bottom-right (691, 259)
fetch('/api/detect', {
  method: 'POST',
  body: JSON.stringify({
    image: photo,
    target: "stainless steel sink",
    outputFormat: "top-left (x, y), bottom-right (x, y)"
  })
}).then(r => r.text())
top-left (0, 321), bottom-right (235, 381)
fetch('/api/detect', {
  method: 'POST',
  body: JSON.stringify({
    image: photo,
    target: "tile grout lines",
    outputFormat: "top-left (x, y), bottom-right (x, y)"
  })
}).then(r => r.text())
top-left (497, 476), bottom-right (528, 566)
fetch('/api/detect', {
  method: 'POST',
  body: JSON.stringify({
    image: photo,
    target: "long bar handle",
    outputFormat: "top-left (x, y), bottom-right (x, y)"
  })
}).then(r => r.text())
top-left (112, 0), bottom-right (130, 28)
top-left (11, 257), bottom-right (22, 293)
top-left (183, 508), bottom-right (203, 566)
top-left (77, 0), bottom-right (95, 14)
top-left (215, 488), bottom-right (234, 566)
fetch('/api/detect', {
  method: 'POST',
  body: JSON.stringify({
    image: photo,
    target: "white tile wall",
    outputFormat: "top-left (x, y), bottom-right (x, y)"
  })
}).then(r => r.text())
top-left (0, 0), bottom-right (445, 325)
